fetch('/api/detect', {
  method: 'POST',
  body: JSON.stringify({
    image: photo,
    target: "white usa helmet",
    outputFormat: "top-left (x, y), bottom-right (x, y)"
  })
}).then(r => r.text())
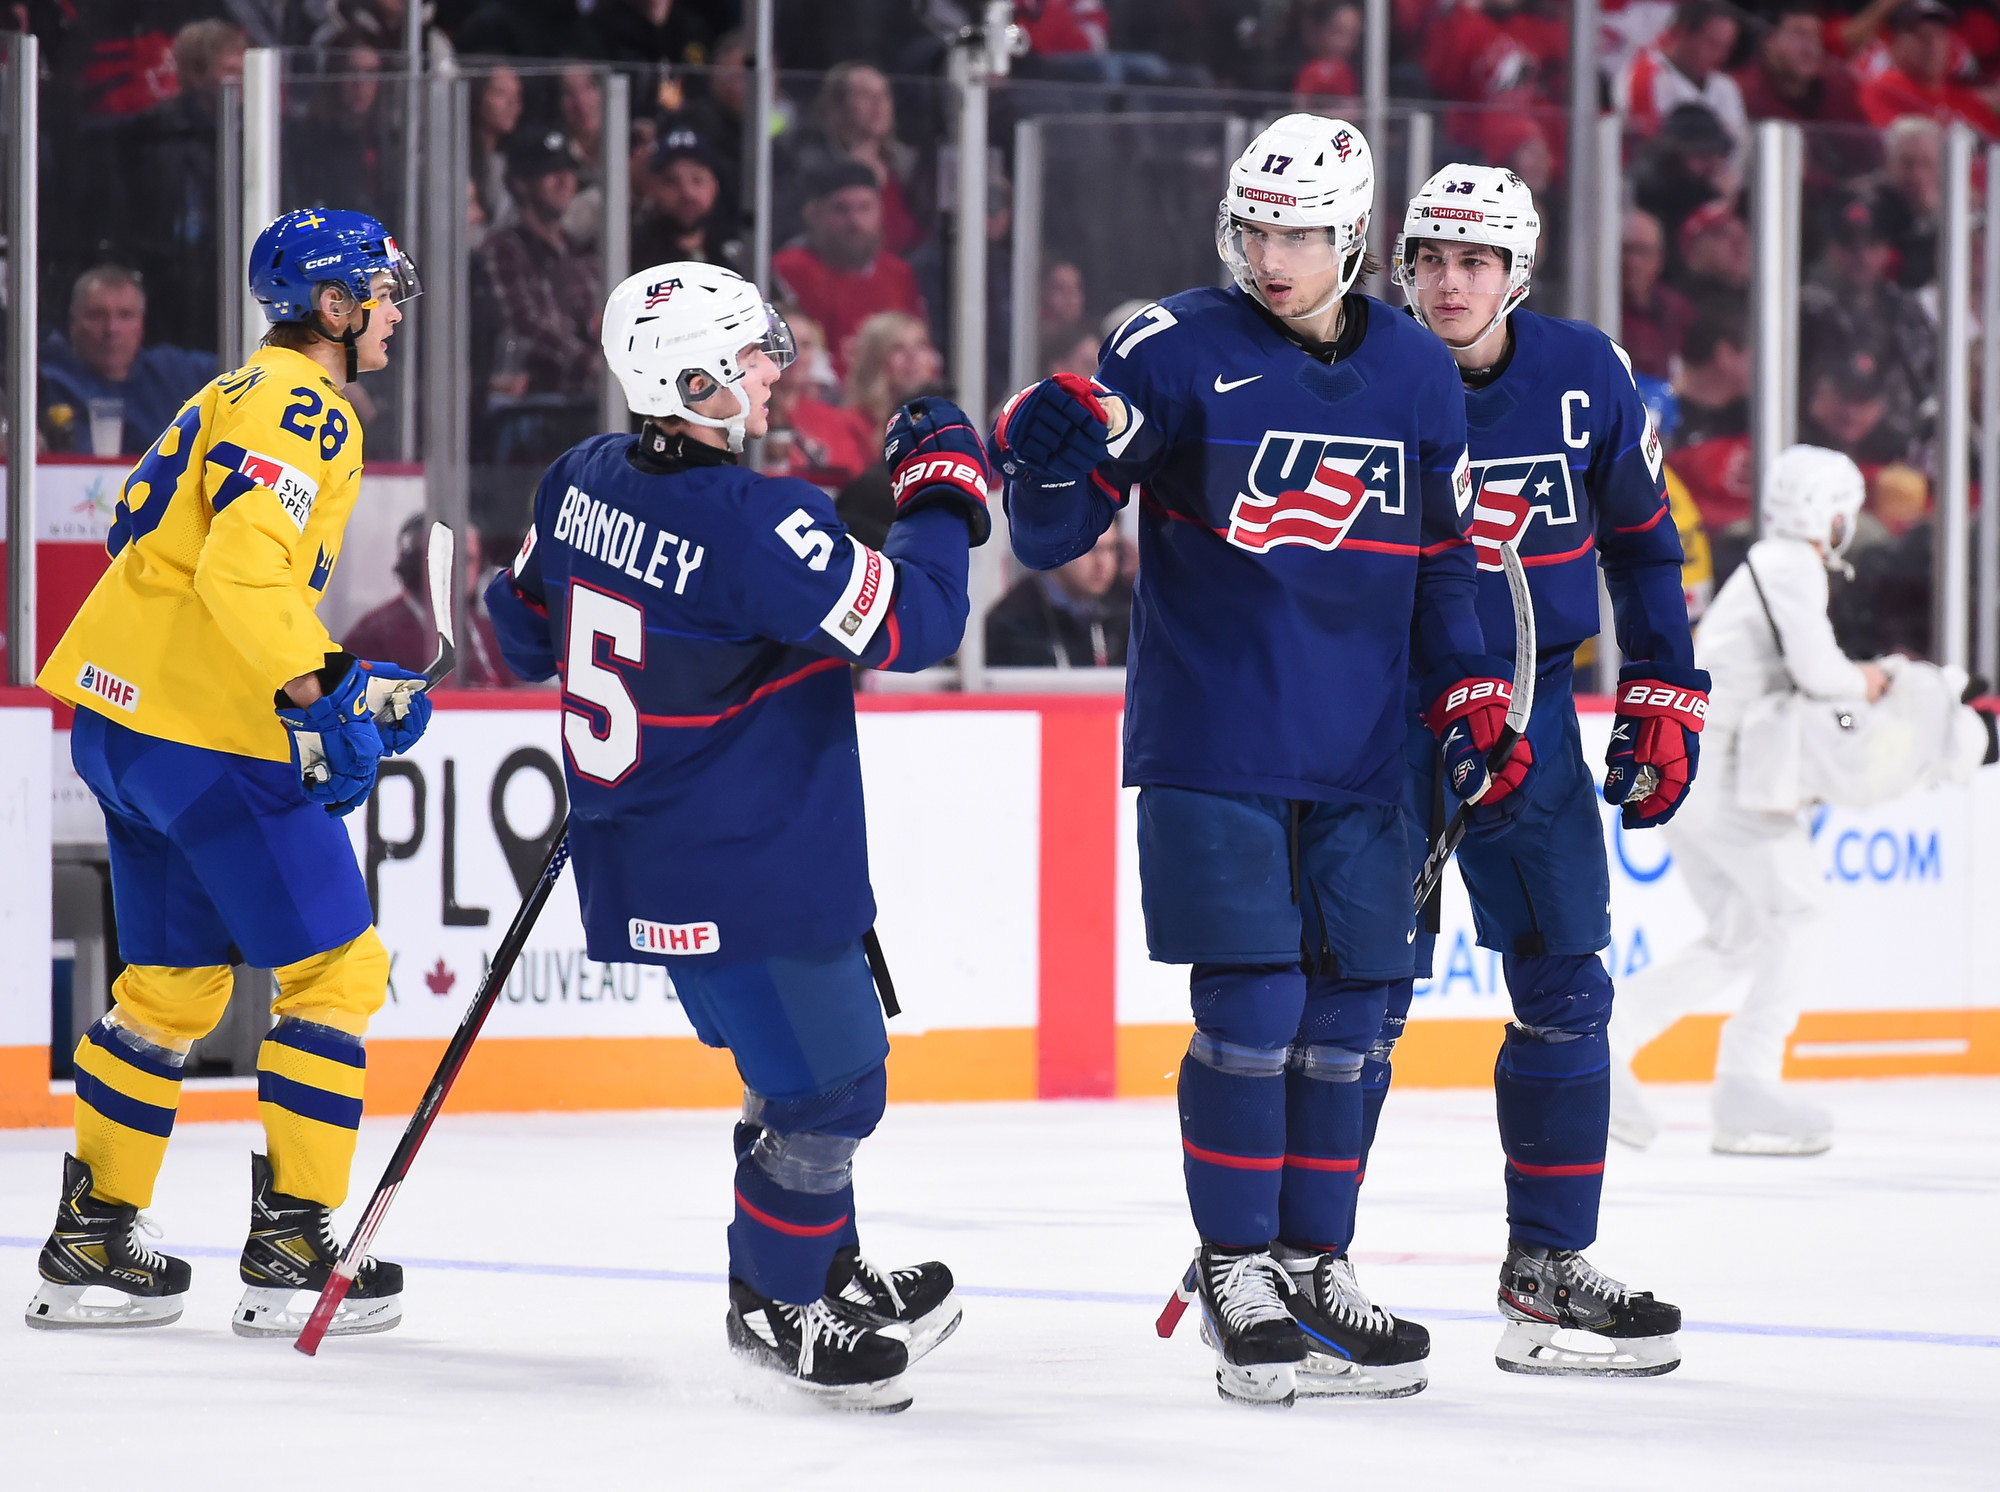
top-left (1762, 444), bottom-right (1865, 566)
top-left (600, 262), bottom-right (796, 451)
top-left (1217, 113), bottom-right (1375, 317)
top-left (1393, 164), bottom-right (1540, 349)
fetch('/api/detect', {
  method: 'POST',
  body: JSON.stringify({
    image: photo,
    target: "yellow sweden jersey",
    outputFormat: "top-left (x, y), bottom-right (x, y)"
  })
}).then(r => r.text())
top-left (39, 345), bottom-right (365, 762)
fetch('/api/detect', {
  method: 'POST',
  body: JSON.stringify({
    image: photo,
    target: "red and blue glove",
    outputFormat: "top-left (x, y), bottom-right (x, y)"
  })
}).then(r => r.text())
top-left (275, 654), bottom-right (383, 817)
top-left (991, 373), bottom-right (1115, 482)
top-left (1603, 663), bottom-right (1710, 827)
top-left (884, 395), bottom-right (993, 545)
top-left (1424, 658), bottom-right (1534, 817)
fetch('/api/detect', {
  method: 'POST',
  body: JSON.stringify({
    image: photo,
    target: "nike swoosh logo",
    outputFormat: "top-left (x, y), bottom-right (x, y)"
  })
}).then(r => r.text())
top-left (1213, 374), bottom-right (1263, 393)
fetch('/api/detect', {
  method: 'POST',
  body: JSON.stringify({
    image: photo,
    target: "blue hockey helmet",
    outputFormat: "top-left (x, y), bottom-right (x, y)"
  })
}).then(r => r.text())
top-left (248, 208), bottom-right (421, 325)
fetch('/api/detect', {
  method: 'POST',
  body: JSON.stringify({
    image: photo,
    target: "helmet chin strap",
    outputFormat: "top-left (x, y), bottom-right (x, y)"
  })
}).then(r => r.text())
top-left (675, 382), bottom-right (751, 452)
top-left (308, 303), bottom-right (371, 383)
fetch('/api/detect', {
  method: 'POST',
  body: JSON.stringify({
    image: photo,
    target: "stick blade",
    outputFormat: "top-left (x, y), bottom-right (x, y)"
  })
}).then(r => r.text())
top-left (428, 522), bottom-right (457, 650)
top-left (1499, 539), bottom-right (1536, 734)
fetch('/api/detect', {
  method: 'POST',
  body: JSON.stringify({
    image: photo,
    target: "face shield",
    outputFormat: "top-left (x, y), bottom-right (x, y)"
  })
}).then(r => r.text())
top-left (759, 302), bottom-right (798, 369)
top-left (366, 238), bottom-right (423, 307)
top-left (1401, 244), bottom-right (1513, 295)
top-left (1216, 202), bottom-right (1344, 287)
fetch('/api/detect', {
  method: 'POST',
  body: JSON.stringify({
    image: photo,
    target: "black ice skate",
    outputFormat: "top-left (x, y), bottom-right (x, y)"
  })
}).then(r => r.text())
top-left (726, 1276), bottom-right (913, 1412)
top-left (25, 1153), bottom-right (190, 1330)
top-left (234, 1153), bottom-right (403, 1339)
top-left (1496, 1240), bottom-right (1680, 1377)
top-left (827, 1245), bottom-right (962, 1364)
top-left (1274, 1244), bottom-right (1430, 1398)
top-left (1175, 1244), bottom-right (1307, 1408)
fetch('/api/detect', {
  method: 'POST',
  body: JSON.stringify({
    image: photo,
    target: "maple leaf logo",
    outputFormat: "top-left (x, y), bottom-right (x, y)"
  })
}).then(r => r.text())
top-left (424, 958), bottom-right (456, 996)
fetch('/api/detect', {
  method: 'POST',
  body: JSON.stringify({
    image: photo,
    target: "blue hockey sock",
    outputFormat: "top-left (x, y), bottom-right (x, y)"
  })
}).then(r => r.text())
top-left (1357, 977), bottom-right (1415, 1181)
top-left (728, 1159), bottom-right (857, 1305)
top-left (1278, 976), bottom-right (1391, 1251)
top-left (1178, 964), bottom-right (1303, 1246)
top-left (1497, 954), bottom-right (1613, 1252)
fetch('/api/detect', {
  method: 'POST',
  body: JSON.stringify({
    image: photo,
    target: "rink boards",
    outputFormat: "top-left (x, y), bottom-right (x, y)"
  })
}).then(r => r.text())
top-left (1, 692), bottom-right (1997, 1123)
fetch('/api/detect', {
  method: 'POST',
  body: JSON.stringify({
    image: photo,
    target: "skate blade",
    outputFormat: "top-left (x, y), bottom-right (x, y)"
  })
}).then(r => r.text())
top-left (901, 1296), bottom-right (963, 1366)
top-left (1495, 1320), bottom-right (1680, 1377)
top-left (1297, 1351), bottom-right (1428, 1399)
top-left (232, 1285), bottom-right (403, 1340)
top-left (1712, 1128), bottom-right (1831, 1157)
top-left (791, 1375), bottom-right (913, 1414)
top-left (24, 1280), bottom-right (184, 1331)
top-left (1197, 1319), bottom-right (1300, 1407)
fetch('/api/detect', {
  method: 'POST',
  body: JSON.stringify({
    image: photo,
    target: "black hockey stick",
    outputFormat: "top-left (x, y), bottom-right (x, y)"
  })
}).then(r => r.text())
top-left (1412, 540), bottom-right (1537, 911)
top-left (295, 817), bottom-right (571, 1356)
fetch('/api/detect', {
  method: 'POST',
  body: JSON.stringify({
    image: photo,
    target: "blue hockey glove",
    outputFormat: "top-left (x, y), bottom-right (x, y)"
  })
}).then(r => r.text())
top-left (991, 373), bottom-right (1114, 482)
top-left (275, 655), bottom-right (383, 816)
top-left (884, 395), bottom-right (993, 545)
top-left (1603, 663), bottom-right (1710, 828)
top-left (358, 658), bottom-right (435, 755)
top-left (1423, 658), bottom-right (1534, 825)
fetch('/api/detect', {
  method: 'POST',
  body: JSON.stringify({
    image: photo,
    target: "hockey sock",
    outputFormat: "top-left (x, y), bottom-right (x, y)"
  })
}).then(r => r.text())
top-left (1277, 975), bottom-right (1391, 1250)
top-left (1179, 964), bottom-right (1304, 1246)
top-left (72, 1012), bottom-right (193, 1210)
top-left (1357, 978), bottom-right (1416, 1179)
top-left (1496, 954), bottom-right (1612, 1252)
top-left (728, 1069), bottom-right (883, 1304)
top-left (257, 1018), bottom-right (366, 1208)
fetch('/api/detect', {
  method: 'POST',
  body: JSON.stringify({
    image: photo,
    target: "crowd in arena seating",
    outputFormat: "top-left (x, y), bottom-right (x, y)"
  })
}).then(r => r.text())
top-left (25, 0), bottom-right (2000, 668)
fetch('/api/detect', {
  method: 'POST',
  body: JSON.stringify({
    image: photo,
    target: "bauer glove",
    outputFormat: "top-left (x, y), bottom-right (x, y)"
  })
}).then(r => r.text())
top-left (991, 373), bottom-right (1115, 482)
top-left (357, 658), bottom-right (435, 755)
top-left (1424, 656), bottom-right (1534, 823)
top-left (275, 654), bottom-right (383, 817)
top-left (1603, 663), bottom-right (1710, 827)
top-left (884, 395), bottom-right (993, 545)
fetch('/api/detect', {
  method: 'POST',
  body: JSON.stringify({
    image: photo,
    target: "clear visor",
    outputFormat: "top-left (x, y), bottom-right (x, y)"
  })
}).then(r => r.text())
top-left (379, 248), bottom-right (423, 305)
top-left (760, 302), bottom-right (797, 369)
top-left (1403, 244), bottom-right (1512, 293)
top-left (1828, 509), bottom-right (1856, 556)
top-left (1218, 209), bottom-right (1342, 280)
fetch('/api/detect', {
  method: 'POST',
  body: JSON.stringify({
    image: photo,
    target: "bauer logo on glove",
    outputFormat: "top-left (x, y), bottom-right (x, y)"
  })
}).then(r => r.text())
top-left (1603, 663), bottom-right (1711, 827)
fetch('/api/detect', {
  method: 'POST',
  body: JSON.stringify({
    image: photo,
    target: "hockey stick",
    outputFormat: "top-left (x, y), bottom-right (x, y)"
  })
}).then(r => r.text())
top-left (300, 521), bottom-right (458, 792)
top-left (295, 818), bottom-right (571, 1356)
top-left (1412, 540), bottom-right (1537, 910)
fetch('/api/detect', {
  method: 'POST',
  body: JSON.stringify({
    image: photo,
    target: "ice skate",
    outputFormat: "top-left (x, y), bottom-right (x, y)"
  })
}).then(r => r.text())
top-left (1608, 1060), bottom-right (1659, 1149)
top-left (1711, 1077), bottom-right (1832, 1156)
top-left (25, 1154), bottom-right (190, 1330)
top-left (1273, 1244), bottom-right (1428, 1398)
top-left (1496, 1240), bottom-right (1680, 1376)
top-left (827, 1245), bottom-right (961, 1365)
top-left (726, 1276), bottom-right (913, 1412)
top-left (1187, 1244), bottom-right (1307, 1408)
top-left (233, 1153), bottom-right (403, 1339)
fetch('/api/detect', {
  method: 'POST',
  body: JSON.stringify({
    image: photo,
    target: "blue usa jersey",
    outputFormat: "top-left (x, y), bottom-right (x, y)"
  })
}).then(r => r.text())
top-left (1461, 310), bottom-right (1691, 667)
top-left (485, 434), bottom-right (971, 965)
top-left (1005, 287), bottom-right (1485, 807)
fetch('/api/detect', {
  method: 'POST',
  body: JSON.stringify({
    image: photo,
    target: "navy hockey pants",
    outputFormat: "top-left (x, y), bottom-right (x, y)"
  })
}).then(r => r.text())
top-left (668, 939), bottom-right (890, 1303)
top-left (1139, 787), bottom-right (1414, 1251)
top-left (1368, 660), bottom-right (1614, 1252)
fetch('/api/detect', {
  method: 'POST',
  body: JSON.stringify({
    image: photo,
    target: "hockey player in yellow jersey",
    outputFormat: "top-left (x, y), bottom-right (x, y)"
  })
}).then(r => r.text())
top-left (27, 209), bottom-right (428, 1339)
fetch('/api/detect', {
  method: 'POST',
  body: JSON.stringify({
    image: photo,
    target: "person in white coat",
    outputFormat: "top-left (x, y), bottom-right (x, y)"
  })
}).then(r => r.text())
top-left (1608, 445), bottom-right (1996, 1155)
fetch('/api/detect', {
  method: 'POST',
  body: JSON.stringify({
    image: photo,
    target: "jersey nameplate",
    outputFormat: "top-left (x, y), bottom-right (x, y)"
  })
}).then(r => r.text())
top-left (1226, 432), bottom-right (1405, 555)
top-left (819, 542), bottom-right (895, 655)
top-left (553, 484), bottom-right (706, 596)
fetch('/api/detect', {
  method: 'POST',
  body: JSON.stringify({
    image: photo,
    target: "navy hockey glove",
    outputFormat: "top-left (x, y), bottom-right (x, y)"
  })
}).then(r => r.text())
top-left (1423, 658), bottom-right (1533, 820)
top-left (1603, 663), bottom-right (1710, 827)
top-left (885, 395), bottom-right (993, 545)
top-left (275, 655), bottom-right (383, 817)
top-left (991, 373), bottom-right (1114, 482)
top-left (357, 658), bottom-right (434, 755)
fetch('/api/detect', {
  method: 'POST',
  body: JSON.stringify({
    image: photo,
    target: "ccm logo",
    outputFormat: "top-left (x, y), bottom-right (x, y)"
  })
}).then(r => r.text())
top-left (629, 918), bottom-right (721, 954)
top-left (1444, 680), bottom-right (1511, 713)
top-left (892, 457), bottom-right (984, 502)
top-left (1619, 683), bottom-right (1709, 721)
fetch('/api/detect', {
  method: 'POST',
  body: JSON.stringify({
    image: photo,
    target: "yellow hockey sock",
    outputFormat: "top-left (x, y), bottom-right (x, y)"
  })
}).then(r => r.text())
top-left (72, 1015), bottom-right (189, 1211)
top-left (257, 1018), bottom-right (367, 1208)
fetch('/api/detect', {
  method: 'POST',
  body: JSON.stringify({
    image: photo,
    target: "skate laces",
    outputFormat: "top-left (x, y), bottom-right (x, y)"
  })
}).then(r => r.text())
top-left (1562, 1252), bottom-right (1633, 1305)
top-left (852, 1257), bottom-right (909, 1315)
top-left (125, 1213), bottom-right (168, 1272)
top-left (1322, 1255), bottom-right (1394, 1336)
top-left (1208, 1251), bottom-right (1294, 1332)
top-left (786, 1299), bottom-right (869, 1377)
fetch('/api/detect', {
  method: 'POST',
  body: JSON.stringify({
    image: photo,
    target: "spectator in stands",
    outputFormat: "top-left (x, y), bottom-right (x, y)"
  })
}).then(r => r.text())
top-left (1867, 116), bottom-right (1943, 289)
top-left (1800, 344), bottom-right (1913, 467)
top-left (479, 130), bottom-right (603, 401)
top-left (1422, 0), bottom-right (1556, 167)
top-left (1632, 102), bottom-right (1739, 253)
top-left (39, 266), bottom-right (217, 456)
top-left (115, 19), bottom-right (246, 352)
top-left (631, 125), bottom-right (743, 271)
top-left (557, 66), bottom-right (607, 250)
top-left (1666, 299), bottom-right (1754, 532)
top-left (345, 516), bottom-right (517, 689)
top-left (784, 64), bottom-right (926, 256)
top-left (910, 174), bottom-right (1014, 398)
top-left (1859, 0), bottom-right (2000, 136)
top-left (1801, 194), bottom-right (1938, 464)
top-left (763, 314), bottom-right (875, 493)
top-left (1293, 0), bottom-right (1362, 101)
top-left (290, 37), bottom-right (392, 223)
top-left (1674, 200), bottom-right (1751, 302)
top-left (773, 162), bottom-right (925, 380)
top-left (1620, 209), bottom-right (1694, 380)
top-left (1735, 0), bottom-right (1882, 188)
top-left (1617, 0), bottom-right (1749, 159)
top-left (985, 525), bottom-right (1132, 669)
top-left (680, 28), bottom-right (749, 205)
top-left (844, 311), bottom-right (943, 434)
top-left (471, 65), bottom-right (523, 241)
top-left (1041, 321), bottom-right (1101, 380)
top-left (579, 0), bottom-right (717, 65)
top-left (1040, 261), bottom-right (1086, 335)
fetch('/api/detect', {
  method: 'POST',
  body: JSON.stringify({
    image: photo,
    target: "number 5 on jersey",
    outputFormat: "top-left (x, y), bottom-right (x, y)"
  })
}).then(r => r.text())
top-left (564, 583), bottom-right (643, 784)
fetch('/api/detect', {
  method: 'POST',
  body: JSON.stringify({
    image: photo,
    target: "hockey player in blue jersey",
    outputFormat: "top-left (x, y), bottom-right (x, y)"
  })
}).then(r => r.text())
top-left (993, 115), bottom-right (1535, 1407)
top-left (484, 263), bottom-right (989, 1411)
top-left (1361, 165), bottom-right (1711, 1378)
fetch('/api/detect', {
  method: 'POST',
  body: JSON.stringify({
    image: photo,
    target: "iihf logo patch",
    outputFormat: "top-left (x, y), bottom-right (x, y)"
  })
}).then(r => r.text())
top-left (644, 278), bottom-right (684, 308)
top-left (1226, 432), bottom-right (1404, 555)
top-left (1465, 453), bottom-right (1578, 571)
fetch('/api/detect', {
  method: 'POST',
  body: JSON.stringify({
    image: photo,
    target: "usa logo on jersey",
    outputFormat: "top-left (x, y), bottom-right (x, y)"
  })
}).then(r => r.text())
top-left (1226, 432), bottom-right (1404, 555)
top-left (1465, 453), bottom-right (1577, 571)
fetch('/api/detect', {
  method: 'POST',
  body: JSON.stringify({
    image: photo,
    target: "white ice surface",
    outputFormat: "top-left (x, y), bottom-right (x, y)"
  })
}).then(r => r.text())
top-left (1, 1079), bottom-right (1996, 1492)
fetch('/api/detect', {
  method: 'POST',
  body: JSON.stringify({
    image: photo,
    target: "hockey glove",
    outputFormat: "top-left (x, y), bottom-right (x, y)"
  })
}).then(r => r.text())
top-left (357, 659), bottom-right (434, 755)
top-left (275, 655), bottom-right (384, 817)
top-left (991, 373), bottom-right (1114, 482)
top-left (1603, 663), bottom-right (1710, 827)
top-left (1424, 658), bottom-right (1534, 819)
top-left (884, 395), bottom-right (993, 545)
